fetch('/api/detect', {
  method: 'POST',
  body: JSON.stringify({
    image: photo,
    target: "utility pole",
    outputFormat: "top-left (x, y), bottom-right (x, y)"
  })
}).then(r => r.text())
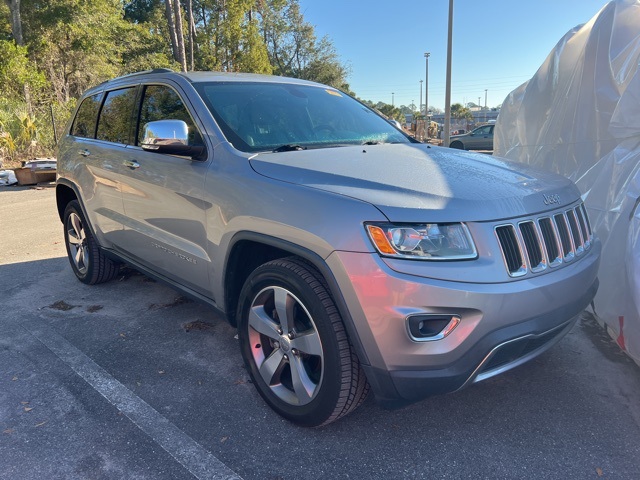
top-left (444, 0), bottom-right (453, 148)
top-left (484, 89), bottom-right (488, 122)
top-left (392, 92), bottom-right (395, 107)
top-left (424, 52), bottom-right (430, 139)
top-left (418, 80), bottom-right (423, 140)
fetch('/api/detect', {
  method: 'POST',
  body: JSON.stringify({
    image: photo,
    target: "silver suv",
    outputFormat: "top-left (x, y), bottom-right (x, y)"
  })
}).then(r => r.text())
top-left (56, 70), bottom-right (600, 427)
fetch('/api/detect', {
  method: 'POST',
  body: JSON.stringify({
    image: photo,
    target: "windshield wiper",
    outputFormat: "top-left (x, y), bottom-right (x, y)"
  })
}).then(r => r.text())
top-left (362, 141), bottom-right (383, 145)
top-left (272, 144), bottom-right (306, 152)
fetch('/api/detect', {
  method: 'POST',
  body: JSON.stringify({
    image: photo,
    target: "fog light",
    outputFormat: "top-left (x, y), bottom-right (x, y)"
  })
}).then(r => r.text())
top-left (407, 314), bottom-right (460, 341)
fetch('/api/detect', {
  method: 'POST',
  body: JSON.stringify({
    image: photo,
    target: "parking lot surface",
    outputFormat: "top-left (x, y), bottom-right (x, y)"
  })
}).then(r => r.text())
top-left (1, 186), bottom-right (640, 479)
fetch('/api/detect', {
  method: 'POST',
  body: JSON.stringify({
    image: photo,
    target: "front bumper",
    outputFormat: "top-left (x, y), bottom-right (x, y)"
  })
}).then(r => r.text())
top-left (326, 240), bottom-right (600, 408)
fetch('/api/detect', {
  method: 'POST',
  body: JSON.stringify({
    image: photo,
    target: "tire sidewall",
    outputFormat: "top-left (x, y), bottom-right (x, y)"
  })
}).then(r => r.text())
top-left (63, 200), bottom-right (95, 284)
top-left (238, 262), bottom-right (345, 426)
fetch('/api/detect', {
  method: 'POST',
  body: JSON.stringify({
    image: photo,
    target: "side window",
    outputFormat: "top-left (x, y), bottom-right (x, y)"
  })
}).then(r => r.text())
top-left (96, 87), bottom-right (137, 144)
top-left (137, 85), bottom-right (202, 146)
top-left (71, 93), bottom-right (102, 138)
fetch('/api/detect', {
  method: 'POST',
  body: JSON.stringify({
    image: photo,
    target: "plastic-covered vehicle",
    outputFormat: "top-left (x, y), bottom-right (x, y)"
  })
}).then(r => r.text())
top-left (56, 69), bottom-right (600, 426)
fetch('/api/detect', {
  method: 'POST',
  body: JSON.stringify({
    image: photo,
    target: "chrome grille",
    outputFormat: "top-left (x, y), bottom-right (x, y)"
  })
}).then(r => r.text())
top-left (495, 225), bottom-right (525, 276)
top-left (495, 202), bottom-right (593, 277)
top-left (519, 221), bottom-right (545, 272)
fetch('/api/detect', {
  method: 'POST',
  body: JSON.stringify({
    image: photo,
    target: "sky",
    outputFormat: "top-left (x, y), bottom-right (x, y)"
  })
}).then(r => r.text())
top-left (298, 0), bottom-right (611, 110)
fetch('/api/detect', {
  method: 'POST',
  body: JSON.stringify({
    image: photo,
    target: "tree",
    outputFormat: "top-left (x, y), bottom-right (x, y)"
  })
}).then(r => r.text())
top-left (4, 0), bottom-right (22, 45)
top-left (0, 40), bottom-right (46, 99)
top-left (164, 0), bottom-right (186, 70)
top-left (0, 0), bottom-right (348, 163)
top-left (258, 0), bottom-right (349, 89)
top-left (451, 103), bottom-right (473, 121)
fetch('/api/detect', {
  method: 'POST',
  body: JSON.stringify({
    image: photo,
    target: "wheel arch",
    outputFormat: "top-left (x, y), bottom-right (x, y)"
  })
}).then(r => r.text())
top-left (56, 180), bottom-right (81, 222)
top-left (222, 232), bottom-right (370, 366)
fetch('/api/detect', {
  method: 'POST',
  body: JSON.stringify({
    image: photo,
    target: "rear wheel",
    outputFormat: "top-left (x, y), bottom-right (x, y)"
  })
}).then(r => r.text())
top-left (449, 140), bottom-right (464, 149)
top-left (63, 200), bottom-right (119, 285)
top-left (237, 257), bottom-right (369, 427)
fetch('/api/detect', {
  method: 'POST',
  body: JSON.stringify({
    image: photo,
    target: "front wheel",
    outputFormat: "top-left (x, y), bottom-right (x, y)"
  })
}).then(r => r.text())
top-left (63, 200), bottom-right (119, 285)
top-left (449, 140), bottom-right (464, 149)
top-left (237, 257), bottom-right (369, 427)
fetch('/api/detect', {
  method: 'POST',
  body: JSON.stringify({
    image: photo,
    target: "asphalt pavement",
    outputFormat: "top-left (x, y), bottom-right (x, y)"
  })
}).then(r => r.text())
top-left (1, 186), bottom-right (640, 479)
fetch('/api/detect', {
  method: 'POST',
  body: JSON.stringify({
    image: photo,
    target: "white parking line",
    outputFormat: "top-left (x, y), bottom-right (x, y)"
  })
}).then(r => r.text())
top-left (22, 316), bottom-right (243, 480)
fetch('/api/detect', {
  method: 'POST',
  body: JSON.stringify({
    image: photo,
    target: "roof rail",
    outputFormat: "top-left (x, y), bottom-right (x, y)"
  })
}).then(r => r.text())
top-left (97, 68), bottom-right (175, 85)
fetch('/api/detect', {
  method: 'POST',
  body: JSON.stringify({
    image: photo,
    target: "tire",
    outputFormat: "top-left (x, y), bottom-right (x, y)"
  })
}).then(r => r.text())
top-left (63, 200), bottom-right (119, 285)
top-left (449, 140), bottom-right (464, 149)
top-left (237, 257), bottom-right (369, 427)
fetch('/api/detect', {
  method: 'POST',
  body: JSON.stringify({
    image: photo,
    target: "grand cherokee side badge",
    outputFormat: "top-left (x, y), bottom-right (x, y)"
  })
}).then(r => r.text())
top-left (543, 193), bottom-right (560, 205)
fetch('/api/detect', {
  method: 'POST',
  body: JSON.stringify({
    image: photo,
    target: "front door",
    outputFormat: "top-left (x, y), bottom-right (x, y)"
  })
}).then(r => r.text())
top-left (117, 84), bottom-right (212, 297)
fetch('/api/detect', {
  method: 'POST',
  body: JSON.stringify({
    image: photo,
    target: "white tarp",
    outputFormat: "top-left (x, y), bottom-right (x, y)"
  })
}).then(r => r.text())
top-left (494, 0), bottom-right (640, 365)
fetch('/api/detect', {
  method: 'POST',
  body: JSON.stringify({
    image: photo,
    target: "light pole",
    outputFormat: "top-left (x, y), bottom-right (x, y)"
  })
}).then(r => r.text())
top-left (443, 0), bottom-right (453, 147)
top-left (392, 92), bottom-right (394, 107)
top-left (484, 89), bottom-right (488, 122)
top-left (419, 80), bottom-right (423, 114)
top-left (424, 52), bottom-right (430, 139)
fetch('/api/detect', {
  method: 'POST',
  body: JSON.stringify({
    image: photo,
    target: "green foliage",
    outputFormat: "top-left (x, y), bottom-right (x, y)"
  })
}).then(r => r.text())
top-left (0, 0), bottom-right (352, 162)
top-left (0, 3), bottom-right (11, 39)
top-left (0, 40), bottom-right (47, 101)
top-left (361, 100), bottom-right (403, 123)
top-left (451, 103), bottom-right (473, 121)
top-left (0, 97), bottom-right (75, 165)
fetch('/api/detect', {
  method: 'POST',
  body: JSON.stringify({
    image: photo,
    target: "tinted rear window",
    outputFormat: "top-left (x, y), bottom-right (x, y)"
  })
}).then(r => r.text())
top-left (96, 87), bottom-right (138, 144)
top-left (71, 93), bottom-right (102, 138)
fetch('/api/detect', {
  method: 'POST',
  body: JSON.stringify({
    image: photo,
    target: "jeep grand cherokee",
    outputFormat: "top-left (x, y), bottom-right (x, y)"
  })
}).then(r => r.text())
top-left (56, 70), bottom-right (600, 426)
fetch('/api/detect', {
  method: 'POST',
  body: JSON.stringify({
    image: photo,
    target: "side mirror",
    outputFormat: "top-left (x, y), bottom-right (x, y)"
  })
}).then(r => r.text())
top-left (141, 120), bottom-right (205, 159)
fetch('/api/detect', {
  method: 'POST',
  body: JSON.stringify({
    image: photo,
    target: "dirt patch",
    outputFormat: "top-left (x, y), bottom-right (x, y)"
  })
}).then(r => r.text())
top-left (148, 296), bottom-right (192, 310)
top-left (182, 320), bottom-right (215, 332)
top-left (48, 300), bottom-right (77, 311)
top-left (86, 305), bottom-right (103, 313)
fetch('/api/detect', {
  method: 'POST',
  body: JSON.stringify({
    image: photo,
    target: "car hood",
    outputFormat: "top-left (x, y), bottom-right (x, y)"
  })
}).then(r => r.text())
top-left (248, 144), bottom-right (580, 222)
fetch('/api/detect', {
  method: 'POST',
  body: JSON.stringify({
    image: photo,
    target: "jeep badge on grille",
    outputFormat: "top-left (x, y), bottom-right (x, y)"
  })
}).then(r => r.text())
top-left (543, 193), bottom-right (561, 205)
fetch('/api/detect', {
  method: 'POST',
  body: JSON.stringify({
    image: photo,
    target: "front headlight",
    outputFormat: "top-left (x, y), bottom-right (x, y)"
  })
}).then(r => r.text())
top-left (365, 222), bottom-right (477, 260)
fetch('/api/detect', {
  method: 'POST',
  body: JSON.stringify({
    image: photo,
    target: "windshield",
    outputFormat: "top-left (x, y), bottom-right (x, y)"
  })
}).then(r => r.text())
top-left (194, 81), bottom-right (413, 153)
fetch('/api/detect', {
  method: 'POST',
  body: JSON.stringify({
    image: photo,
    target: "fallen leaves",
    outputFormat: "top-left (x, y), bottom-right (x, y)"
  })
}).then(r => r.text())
top-left (596, 467), bottom-right (604, 477)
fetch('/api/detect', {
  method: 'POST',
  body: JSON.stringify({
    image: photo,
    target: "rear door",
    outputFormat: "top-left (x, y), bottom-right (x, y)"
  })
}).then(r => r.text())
top-left (64, 88), bottom-right (138, 246)
top-left (117, 83), bottom-right (212, 297)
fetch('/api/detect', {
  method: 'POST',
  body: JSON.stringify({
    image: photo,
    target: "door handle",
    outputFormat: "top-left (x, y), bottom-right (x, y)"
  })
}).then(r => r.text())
top-left (79, 149), bottom-right (91, 157)
top-left (124, 160), bottom-right (140, 169)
